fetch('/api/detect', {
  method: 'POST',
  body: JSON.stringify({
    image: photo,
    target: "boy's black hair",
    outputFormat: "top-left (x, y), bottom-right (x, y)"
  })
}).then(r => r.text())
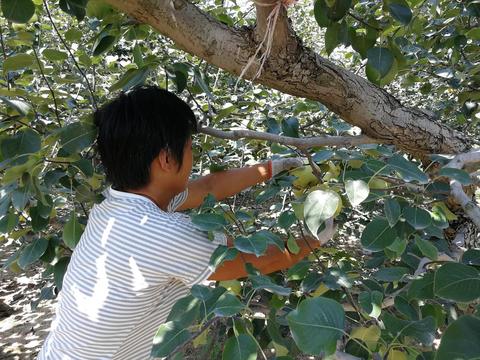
top-left (93, 86), bottom-right (197, 190)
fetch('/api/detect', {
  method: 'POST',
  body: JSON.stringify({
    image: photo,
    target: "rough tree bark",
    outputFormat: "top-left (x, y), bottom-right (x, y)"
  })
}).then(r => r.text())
top-left (104, 0), bottom-right (470, 155)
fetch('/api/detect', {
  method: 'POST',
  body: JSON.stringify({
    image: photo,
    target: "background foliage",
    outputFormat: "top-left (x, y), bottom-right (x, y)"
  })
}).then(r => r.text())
top-left (0, 0), bottom-right (479, 359)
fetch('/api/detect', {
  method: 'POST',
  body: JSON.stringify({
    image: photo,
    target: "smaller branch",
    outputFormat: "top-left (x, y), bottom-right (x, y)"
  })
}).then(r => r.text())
top-left (32, 46), bottom-right (61, 126)
top-left (446, 149), bottom-right (480, 229)
top-left (348, 11), bottom-right (382, 31)
top-left (44, 2), bottom-right (98, 110)
top-left (0, 25), bottom-right (10, 90)
top-left (199, 125), bottom-right (379, 150)
top-left (166, 318), bottom-right (217, 359)
top-left (300, 112), bottom-right (329, 130)
top-left (304, 150), bottom-right (323, 180)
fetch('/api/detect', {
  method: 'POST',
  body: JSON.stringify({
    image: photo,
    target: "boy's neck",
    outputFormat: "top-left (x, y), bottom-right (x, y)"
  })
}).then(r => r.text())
top-left (128, 183), bottom-right (179, 211)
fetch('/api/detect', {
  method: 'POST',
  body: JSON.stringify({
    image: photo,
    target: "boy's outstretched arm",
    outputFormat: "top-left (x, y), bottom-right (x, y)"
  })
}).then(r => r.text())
top-left (176, 158), bottom-right (303, 211)
top-left (208, 219), bottom-right (336, 281)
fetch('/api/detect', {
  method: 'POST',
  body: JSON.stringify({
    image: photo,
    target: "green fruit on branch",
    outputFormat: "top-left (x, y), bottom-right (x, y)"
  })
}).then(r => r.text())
top-left (290, 165), bottom-right (320, 189)
top-left (369, 177), bottom-right (389, 190)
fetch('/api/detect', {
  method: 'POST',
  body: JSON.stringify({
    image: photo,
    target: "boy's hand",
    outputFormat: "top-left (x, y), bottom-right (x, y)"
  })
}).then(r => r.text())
top-left (270, 157), bottom-right (304, 178)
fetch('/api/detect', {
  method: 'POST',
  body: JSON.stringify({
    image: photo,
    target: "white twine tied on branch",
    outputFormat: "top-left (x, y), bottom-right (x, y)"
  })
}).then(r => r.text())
top-left (235, 0), bottom-right (297, 89)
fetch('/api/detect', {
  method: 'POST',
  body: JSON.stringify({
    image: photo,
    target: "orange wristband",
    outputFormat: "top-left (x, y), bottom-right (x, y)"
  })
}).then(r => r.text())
top-left (267, 160), bottom-right (273, 179)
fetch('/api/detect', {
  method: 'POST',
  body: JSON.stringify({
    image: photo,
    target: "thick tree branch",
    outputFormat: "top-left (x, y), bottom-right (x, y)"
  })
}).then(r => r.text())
top-left (445, 150), bottom-right (480, 229)
top-left (104, 0), bottom-right (469, 154)
top-left (199, 125), bottom-right (378, 149)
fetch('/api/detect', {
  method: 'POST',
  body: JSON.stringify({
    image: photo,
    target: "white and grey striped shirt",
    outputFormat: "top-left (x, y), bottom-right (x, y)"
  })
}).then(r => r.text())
top-left (38, 187), bottom-right (226, 359)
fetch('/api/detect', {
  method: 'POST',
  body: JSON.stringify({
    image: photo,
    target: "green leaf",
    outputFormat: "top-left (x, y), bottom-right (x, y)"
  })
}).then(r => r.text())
top-left (171, 62), bottom-right (189, 93)
top-left (434, 263), bottom-right (480, 302)
top-left (313, 150), bottom-right (334, 163)
top-left (212, 292), bottom-right (244, 317)
top-left (383, 314), bottom-right (435, 346)
top-left (191, 284), bottom-right (211, 301)
top-left (63, 213), bottom-right (84, 249)
top-left (255, 230), bottom-right (284, 251)
top-left (345, 179), bottom-right (369, 207)
top-left (59, 122), bottom-right (97, 154)
top-left (30, 206), bottom-right (49, 231)
top-left (18, 237), bottom-right (48, 269)
top-left (304, 189), bottom-right (340, 238)
top-left (11, 187), bottom-right (30, 211)
top-left (384, 198), bottom-right (401, 227)
top-left (387, 155), bottom-right (429, 184)
top-left (287, 260), bottom-right (310, 281)
top-left (191, 213), bottom-right (228, 231)
top-left (209, 245), bottom-right (238, 269)
top-left (250, 274), bottom-right (292, 296)
top-left (0, 96), bottom-right (31, 116)
top-left (374, 266), bottom-right (409, 282)
top-left (59, 0), bottom-right (87, 21)
top-left (314, 0), bottom-right (332, 27)
top-left (359, 290), bottom-right (383, 318)
top-left (436, 315), bottom-right (480, 360)
top-left (151, 321), bottom-right (191, 358)
top-left (415, 236), bottom-right (438, 260)
top-left (1, 129), bottom-right (41, 166)
top-left (166, 295), bottom-right (200, 327)
top-left (287, 234), bottom-right (300, 255)
top-left (92, 32), bottom-right (116, 56)
top-left (3, 53), bottom-right (35, 72)
top-left (53, 257), bottom-right (70, 291)
top-left (367, 47), bottom-right (394, 79)
top-left (466, 28), bottom-right (480, 40)
top-left (326, 0), bottom-right (352, 21)
top-left (192, 213), bottom-right (228, 231)
top-left (462, 249), bottom-right (480, 266)
top-left (222, 334), bottom-right (258, 360)
top-left (408, 272), bottom-right (434, 300)
top-left (278, 211), bottom-right (296, 229)
top-left (325, 24), bottom-right (340, 55)
top-left (360, 217), bottom-right (397, 251)
top-left (439, 167), bottom-right (472, 185)
top-left (255, 185), bottom-right (280, 204)
top-left (42, 49), bottom-right (68, 62)
top-left (281, 117), bottom-right (299, 137)
top-left (403, 206), bottom-right (431, 230)
top-left (388, 2), bottom-right (412, 25)
top-left (109, 66), bottom-right (150, 92)
top-left (64, 28), bottom-right (83, 42)
top-left (0, 212), bottom-right (19, 233)
top-left (287, 297), bottom-right (345, 356)
top-left (86, 0), bottom-right (113, 19)
top-left (234, 234), bottom-right (268, 257)
top-left (1, 0), bottom-right (35, 23)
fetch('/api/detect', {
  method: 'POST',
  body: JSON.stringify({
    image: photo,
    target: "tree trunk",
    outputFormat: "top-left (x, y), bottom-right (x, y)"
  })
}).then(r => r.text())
top-left (105, 0), bottom-right (470, 155)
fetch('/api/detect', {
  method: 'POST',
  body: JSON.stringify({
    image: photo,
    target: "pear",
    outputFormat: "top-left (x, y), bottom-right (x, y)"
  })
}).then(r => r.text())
top-left (348, 159), bottom-right (364, 169)
top-left (369, 177), bottom-right (389, 190)
top-left (290, 165), bottom-right (320, 189)
top-left (219, 280), bottom-right (242, 296)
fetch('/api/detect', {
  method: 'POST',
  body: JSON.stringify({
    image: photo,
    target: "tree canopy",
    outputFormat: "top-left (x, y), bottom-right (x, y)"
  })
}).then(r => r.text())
top-left (1, 0), bottom-right (480, 359)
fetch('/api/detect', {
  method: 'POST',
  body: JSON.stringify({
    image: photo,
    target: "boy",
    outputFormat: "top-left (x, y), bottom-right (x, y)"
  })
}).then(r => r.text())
top-left (38, 86), bottom-right (334, 359)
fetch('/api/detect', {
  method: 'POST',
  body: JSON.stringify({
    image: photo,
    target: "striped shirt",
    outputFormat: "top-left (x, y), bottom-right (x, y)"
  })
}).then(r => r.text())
top-left (38, 187), bottom-right (226, 359)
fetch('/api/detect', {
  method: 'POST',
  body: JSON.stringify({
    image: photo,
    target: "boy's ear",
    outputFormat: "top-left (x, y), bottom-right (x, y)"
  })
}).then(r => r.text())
top-left (156, 150), bottom-right (176, 172)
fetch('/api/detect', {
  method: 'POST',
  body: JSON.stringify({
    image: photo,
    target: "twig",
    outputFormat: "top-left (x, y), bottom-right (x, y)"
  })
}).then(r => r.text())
top-left (348, 11), bottom-right (382, 31)
top-left (44, 2), bottom-right (98, 110)
top-left (303, 150), bottom-right (323, 180)
top-left (445, 149), bottom-right (480, 229)
top-left (0, 25), bottom-right (10, 90)
top-left (300, 112), bottom-right (329, 130)
top-left (200, 125), bottom-right (379, 150)
top-left (166, 318), bottom-right (217, 359)
top-left (32, 45), bottom-right (61, 126)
